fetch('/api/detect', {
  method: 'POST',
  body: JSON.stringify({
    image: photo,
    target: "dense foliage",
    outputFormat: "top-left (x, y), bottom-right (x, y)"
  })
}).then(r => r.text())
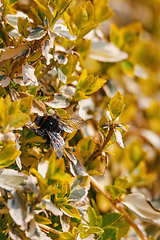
top-left (0, 0), bottom-right (160, 239)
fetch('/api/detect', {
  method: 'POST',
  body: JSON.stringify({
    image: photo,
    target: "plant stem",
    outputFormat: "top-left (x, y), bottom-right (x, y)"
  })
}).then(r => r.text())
top-left (89, 176), bottom-right (148, 240)
top-left (38, 223), bottom-right (61, 235)
top-left (37, 61), bottom-right (55, 81)
top-left (84, 127), bottom-right (114, 166)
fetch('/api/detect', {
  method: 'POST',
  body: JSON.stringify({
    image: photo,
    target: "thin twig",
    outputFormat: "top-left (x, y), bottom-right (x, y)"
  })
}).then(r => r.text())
top-left (89, 176), bottom-right (148, 240)
top-left (84, 128), bottom-right (114, 166)
top-left (37, 61), bottom-right (55, 81)
top-left (38, 223), bottom-right (61, 235)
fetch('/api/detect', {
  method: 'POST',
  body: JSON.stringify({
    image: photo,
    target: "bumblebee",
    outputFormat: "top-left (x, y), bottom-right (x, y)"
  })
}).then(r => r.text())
top-left (31, 113), bottom-right (85, 158)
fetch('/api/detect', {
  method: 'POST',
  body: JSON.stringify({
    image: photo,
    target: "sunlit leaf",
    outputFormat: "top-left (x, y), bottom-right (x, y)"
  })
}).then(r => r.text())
top-left (4, 112), bottom-right (29, 129)
top-left (50, 23), bottom-right (76, 41)
top-left (34, 0), bottom-right (54, 24)
top-left (77, 136), bottom-right (95, 162)
top-left (35, 215), bottom-right (52, 225)
top-left (72, 1), bottom-right (94, 30)
top-left (105, 185), bottom-right (126, 201)
top-left (59, 203), bottom-right (80, 219)
top-left (27, 49), bottom-right (42, 62)
top-left (0, 71), bottom-right (11, 87)
top-left (60, 214), bottom-right (71, 232)
top-left (114, 129), bottom-right (124, 149)
top-left (19, 96), bottom-right (33, 114)
top-left (22, 64), bottom-right (38, 85)
top-left (121, 193), bottom-right (160, 225)
top-left (0, 168), bottom-right (28, 191)
top-left (102, 212), bottom-right (123, 228)
top-left (93, 0), bottom-right (113, 22)
top-left (114, 176), bottom-right (129, 190)
top-left (99, 227), bottom-right (117, 240)
top-left (0, 43), bottom-right (29, 65)
top-left (42, 39), bottom-right (53, 65)
top-left (18, 17), bottom-right (31, 38)
top-left (109, 91), bottom-right (124, 121)
top-left (27, 25), bottom-right (47, 41)
top-left (61, 232), bottom-right (74, 240)
top-left (0, 146), bottom-right (21, 167)
top-left (7, 190), bottom-right (27, 228)
top-left (89, 41), bottom-right (128, 62)
top-left (45, 93), bottom-right (70, 108)
top-left (69, 175), bottom-right (90, 203)
top-left (42, 199), bottom-right (62, 216)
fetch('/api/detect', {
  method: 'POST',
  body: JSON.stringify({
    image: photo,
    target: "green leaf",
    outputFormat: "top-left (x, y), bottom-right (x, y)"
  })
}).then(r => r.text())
top-left (1, 0), bottom-right (18, 15)
top-left (149, 236), bottom-right (155, 240)
top-left (100, 227), bottom-right (117, 240)
top-left (59, 203), bottom-right (80, 219)
top-left (27, 49), bottom-right (42, 62)
top-left (76, 23), bottom-right (98, 41)
top-left (120, 60), bottom-right (134, 77)
top-left (79, 225), bottom-right (104, 238)
top-left (18, 17), bottom-right (31, 37)
top-left (109, 91), bottom-right (124, 120)
top-left (114, 176), bottom-right (129, 190)
top-left (61, 232), bottom-right (75, 240)
top-left (35, 215), bottom-right (52, 225)
top-left (30, 168), bottom-right (47, 193)
top-left (34, 0), bottom-right (53, 25)
top-left (102, 212), bottom-right (123, 228)
top-left (112, 221), bottom-right (130, 239)
top-left (69, 176), bottom-right (90, 203)
top-left (105, 185), bottom-right (126, 201)
top-left (77, 136), bottom-right (95, 162)
top-left (93, 0), bottom-right (113, 22)
top-left (56, 181), bottom-right (71, 199)
top-left (88, 205), bottom-right (98, 227)
top-left (73, 1), bottom-right (94, 30)
top-left (0, 146), bottom-right (21, 168)
top-left (85, 76), bottom-right (106, 95)
top-left (76, 70), bottom-right (88, 91)
top-left (110, 22), bottom-right (142, 50)
top-left (27, 26), bottom-right (47, 41)
top-left (52, 0), bottom-right (72, 12)
top-left (74, 91), bottom-right (89, 101)
top-left (0, 230), bottom-right (6, 240)
top-left (4, 112), bottom-right (29, 129)
top-left (46, 151), bottom-right (56, 180)
top-left (19, 96), bottom-right (33, 114)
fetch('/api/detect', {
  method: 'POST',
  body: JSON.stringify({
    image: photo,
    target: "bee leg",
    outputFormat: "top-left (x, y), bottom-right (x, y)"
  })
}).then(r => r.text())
top-left (46, 136), bottom-right (50, 148)
top-left (31, 127), bottom-right (46, 138)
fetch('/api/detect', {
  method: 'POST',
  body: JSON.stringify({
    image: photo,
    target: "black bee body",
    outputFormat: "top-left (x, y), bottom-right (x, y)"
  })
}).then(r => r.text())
top-left (32, 114), bottom-right (84, 158)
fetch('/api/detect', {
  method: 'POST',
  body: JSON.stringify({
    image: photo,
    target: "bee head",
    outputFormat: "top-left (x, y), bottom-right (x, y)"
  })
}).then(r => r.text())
top-left (34, 115), bottom-right (45, 126)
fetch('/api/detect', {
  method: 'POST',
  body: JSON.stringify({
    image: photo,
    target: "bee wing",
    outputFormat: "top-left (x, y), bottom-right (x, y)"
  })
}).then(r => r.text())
top-left (46, 131), bottom-right (65, 158)
top-left (58, 118), bottom-right (85, 133)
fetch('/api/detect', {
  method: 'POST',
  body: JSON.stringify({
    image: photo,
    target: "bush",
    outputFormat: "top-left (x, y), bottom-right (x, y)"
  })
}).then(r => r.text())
top-left (0, 0), bottom-right (160, 239)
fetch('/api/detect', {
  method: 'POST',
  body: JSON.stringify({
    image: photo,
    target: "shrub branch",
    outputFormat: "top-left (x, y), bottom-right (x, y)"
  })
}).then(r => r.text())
top-left (84, 127), bottom-right (114, 166)
top-left (89, 176), bottom-right (148, 240)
